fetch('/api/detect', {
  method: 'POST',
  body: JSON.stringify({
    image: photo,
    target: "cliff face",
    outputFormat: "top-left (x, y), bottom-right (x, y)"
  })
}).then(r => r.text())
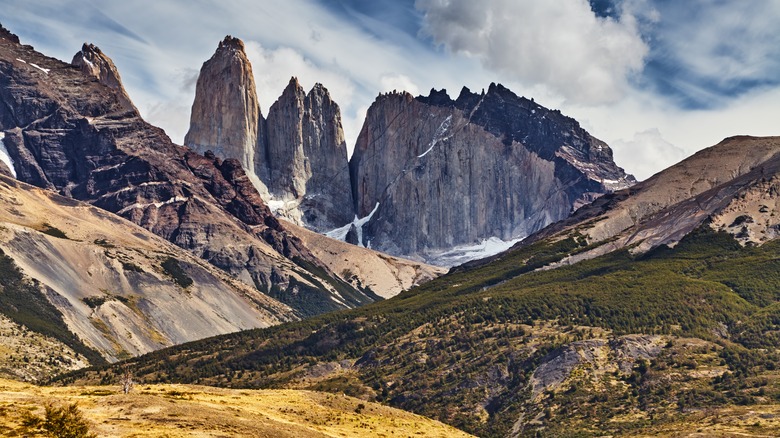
top-left (0, 26), bottom-right (378, 317)
top-left (184, 36), bottom-right (266, 194)
top-left (263, 78), bottom-right (354, 230)
top-left (185, 38), bottom-right (353, 231)
top-left (349, 86), bottom-right (634, 262)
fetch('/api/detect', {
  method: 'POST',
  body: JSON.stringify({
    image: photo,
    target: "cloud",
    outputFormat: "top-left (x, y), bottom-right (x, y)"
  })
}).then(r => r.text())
top-left (610, 129), bottom-right (686, 180)
top-left (379, 74), bottom-right (420, 96)
top-left (243, 41), bottom-right (356, 115)
top-left (626, 0), bottom-right (780, 108)
top-left (415, 0), bottom-right (648, 105)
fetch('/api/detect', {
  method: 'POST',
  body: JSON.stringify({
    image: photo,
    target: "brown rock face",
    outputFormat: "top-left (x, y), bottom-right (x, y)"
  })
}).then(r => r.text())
top-left (71, 43), bottom-right (137, 113)
top-left (262, 78), bottom-right (354, 230)
top-left (349, 86), bottom-right (635, 263)
top-left (184, 36), bottom-right (266, 193)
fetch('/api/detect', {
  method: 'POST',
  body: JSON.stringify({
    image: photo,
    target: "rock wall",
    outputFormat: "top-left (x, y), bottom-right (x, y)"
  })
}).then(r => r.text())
top-left (263, 78), bottom-right (354, 231)
top-left (349, 86), bottom-right (635, 261)
top-left (184, 36), bottom-right (266, 193)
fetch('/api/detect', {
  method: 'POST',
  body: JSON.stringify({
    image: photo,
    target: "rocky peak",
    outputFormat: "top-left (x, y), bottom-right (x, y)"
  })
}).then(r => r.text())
top-left (71, 43), bottom-right (137, 113)
top-left (219, 35), bottom-right (245, 51)
top-left (184, 35), bottom-right (267, 194)
top-left (422, 83), bottom-right (635, 191)
top-left (0, 23), bottom-right (20, 44)
top-left (261, 77), bottom-right (354, 231)
top-left (349, 83), bottom-right (636, 264)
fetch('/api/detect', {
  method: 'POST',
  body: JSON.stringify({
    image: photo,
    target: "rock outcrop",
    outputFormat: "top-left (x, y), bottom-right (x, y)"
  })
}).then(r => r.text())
top-left (184, 36), bottom-right (266, 194)
top-left (71, 43), bottom-right (137, 113)
top-left (263, 78), bottom-right (354, 230)
top-left (348, 86), bottom-right (635, 262)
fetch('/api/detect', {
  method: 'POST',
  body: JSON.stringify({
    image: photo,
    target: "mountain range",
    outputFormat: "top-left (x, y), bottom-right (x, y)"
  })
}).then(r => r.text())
top-left (1, 22), bottom-right (779, 438)
top-left (184, 36), bottom-right (634, 265)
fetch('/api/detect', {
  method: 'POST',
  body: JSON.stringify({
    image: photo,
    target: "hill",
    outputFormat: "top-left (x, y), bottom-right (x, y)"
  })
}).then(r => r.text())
top-left (61, 227), bottom-right (780, 437)
top-left (0, 378), bottom-right (471, 437)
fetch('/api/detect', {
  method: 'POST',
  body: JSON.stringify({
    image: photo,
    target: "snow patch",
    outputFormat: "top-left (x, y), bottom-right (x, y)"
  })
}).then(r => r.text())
top-left (81, 54), bottom-right (95, 69)
top-left (0, 132), bottom-right (16, 178)
top-left (16, 58), bottom-right (50, 74)
top-left (117, 196), bottom-right (188, 214)
top-left (324, 202), bottom-right (380, 248)
top-left (29, 63), bottom-right (49, 74)
top-left (426, 236), bottom-right (525, 267)
top-left (418, 115), bottom-right (452, 158)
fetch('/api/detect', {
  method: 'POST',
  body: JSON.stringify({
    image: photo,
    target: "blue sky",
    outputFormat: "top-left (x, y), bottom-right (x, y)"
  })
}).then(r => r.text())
top-left (3, 0), bottom-right (778, 179)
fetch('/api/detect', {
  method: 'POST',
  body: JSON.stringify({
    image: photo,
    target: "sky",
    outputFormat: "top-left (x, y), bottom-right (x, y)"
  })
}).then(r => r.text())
top-left (2, 0), bottom-right (779, 180)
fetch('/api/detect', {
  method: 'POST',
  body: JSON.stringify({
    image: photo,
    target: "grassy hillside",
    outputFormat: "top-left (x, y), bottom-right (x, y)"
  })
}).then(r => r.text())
top-left (0, 378), bottom-right (472, 437)
top-left (60, 228), bottom-right (780, 436)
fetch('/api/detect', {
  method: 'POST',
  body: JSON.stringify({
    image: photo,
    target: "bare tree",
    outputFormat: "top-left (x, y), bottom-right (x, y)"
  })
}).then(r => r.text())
top-left (119, 368), bottom-right (134, 395)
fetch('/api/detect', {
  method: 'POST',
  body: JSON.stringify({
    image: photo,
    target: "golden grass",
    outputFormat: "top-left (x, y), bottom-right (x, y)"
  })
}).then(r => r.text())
top-left (0, 379), bottom-right (474, 437)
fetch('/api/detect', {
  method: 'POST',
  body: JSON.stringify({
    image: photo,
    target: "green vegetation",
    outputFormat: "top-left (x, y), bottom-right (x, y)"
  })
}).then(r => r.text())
top-left (81, 296), bottom-right (106, 309)
top-left (161, 257), bottom-right (193, 289)
top-left (121, 261), bottom-right (144, 273)
top-left (38, 223), bottom-right (69, 239)
top-left (0, 249), bottom-right (105, 366)
top-left (20, 403), bottom-right (95, 438)
top-left (59, 228), bottom-right (780, 436)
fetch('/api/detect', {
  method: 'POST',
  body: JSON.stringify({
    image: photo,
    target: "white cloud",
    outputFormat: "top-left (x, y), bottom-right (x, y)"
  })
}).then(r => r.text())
top-left (610, 129), bottom-right (686, 180)
top-left (243, 41), bottom-right (356, 115)
top-left (416, 0), bottom-right (649, 105)
top-left (379, 74), bottom-right (420, 96)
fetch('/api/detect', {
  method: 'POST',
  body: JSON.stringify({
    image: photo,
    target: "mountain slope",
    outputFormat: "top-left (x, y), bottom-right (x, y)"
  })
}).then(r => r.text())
top-left (0, 174), bottom-right (295, 369)
top-left (494, 135), bottom-right (780, 270)
top-left (0, 379), bottom-right (473, 437)
top-left (65, 137), bottom-right (780, 437)
top-left (0, 24), bottom-right (390, 317)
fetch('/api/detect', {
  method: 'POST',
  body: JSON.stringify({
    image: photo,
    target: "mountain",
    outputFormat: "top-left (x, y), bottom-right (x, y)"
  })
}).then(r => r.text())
top-left (184, 39), bottom-right (633, 266)
top-left (348, 86), bottom-right (634, 263)
top-left (263, 78), bottom-right (354, 231)
top-left (0, 174), bottom-right (294, 373)
top-left (0, 25), bottom-right (445, 321)
top-left (184, 36), bottom-right (265, 194)
top-left (485, 135), bottom-right (780, 270)
top-left (70, 136), bottom-right (780, 437)
top-left (185, 38), bottom-right (354, 231)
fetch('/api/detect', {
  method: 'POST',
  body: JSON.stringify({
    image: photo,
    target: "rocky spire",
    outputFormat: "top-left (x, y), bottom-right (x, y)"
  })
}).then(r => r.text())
top-left (71, 43), bottom-right (137, 112)
top-left (184, 35), bottom-right (266, 193)
top-left (262, 77), bottom-right (355, 231)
